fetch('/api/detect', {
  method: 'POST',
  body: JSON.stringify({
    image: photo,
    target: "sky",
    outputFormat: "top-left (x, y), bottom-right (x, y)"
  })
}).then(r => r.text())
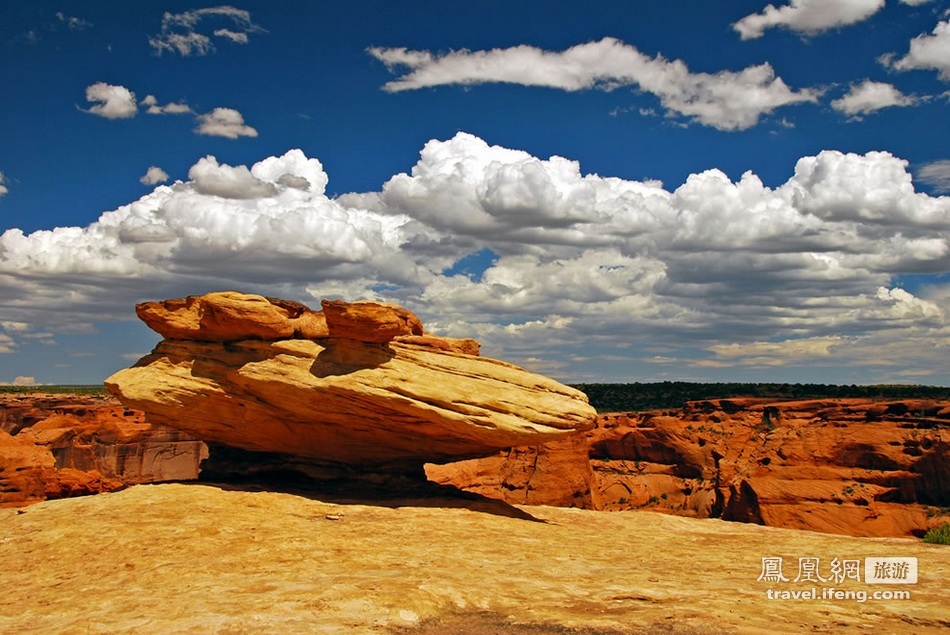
top-left (0, 0), bottom-right (948, 387)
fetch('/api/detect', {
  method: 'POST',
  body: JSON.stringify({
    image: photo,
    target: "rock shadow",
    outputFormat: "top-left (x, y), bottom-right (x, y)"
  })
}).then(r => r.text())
top-left (310, 340), bottom-right (396, 377)
top-left (196, 458), bottom-right (545, 523)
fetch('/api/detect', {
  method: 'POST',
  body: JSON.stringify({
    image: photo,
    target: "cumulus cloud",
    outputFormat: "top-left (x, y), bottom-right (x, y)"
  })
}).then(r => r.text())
top-left (831, 80), bottom-right (917, 116)
top-left (195, 107), bottom-right (258, 138)
top-left (733, 0), bottom-right (884, 40)
top-left (150, 6), bottom-right (263, 56)
top-left (82, 82), bottom-right (137, 119)
top-left (0, 376), bottom-right (39, 387)
top-left (0, 135), bottom-right (946, 381)
top-left (0, 171), bottom-right (7, 197)
top-left (368, 37), bottom-right (819, 130)
top-left (55, 11), bottom-right (92, 31)
top-left (140, 166), bottom-right (170, 186)
top-left (140, 94), bottom-right (193, 115)
top-left (918, 160), bottom-right (950, 193)
top-left (882, 20), bottom-right (950, 80)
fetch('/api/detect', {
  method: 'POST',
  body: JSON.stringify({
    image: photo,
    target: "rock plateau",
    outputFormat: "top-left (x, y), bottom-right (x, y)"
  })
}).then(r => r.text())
top-left (2, 483), bottom-right (948, 634)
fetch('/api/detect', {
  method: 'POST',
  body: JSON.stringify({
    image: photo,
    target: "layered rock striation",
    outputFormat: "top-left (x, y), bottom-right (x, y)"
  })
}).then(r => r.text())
top-left (0, 393), bottom-right (206, 507)
top-left (428, 398), bottom-right (950, 537)
top-left (105, 292), bottom-right (597, 477)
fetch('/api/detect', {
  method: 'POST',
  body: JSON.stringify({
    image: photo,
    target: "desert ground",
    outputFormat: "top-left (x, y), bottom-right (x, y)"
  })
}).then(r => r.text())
top-left (1, 482), bottom-right (947, 634)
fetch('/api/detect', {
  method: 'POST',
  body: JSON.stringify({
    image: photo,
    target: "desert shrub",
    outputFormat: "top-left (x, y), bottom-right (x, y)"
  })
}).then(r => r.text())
top-left (923, 522), bottom-right (950, 545)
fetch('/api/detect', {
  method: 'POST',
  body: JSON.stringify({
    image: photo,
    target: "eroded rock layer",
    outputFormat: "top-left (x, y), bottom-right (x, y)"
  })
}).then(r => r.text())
top-left (0, 393), bottom-right (206, 507)
top-left (105, 292), bottom-right (596, 471)
top-left (428, 398), bottom-right (950, 538)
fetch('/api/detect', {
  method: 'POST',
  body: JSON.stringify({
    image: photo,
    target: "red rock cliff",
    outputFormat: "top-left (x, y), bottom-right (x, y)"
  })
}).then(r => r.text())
top-left (428, 398), bottom-right (950, 538)
top-left (0, 393), bottom-right (207, 507)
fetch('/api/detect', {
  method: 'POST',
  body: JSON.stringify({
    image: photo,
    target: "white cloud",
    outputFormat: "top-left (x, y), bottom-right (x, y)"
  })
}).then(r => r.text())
top-left (882, 20), bottom-right (950, 80)
top-left (899, 0), bottom-right (934, 5)
top-left (188, 156), bottom-right (276, 199)
top-left (0, 376), bottom-right (39, 386)
top-left (0, 171), bottom-right (7, 197)
top-left (195, 107), bottom-right (258, 138)
top-left (150, 6), bottom-right (263, 56)
top-left (140, 166), bottom-right (170, 186)
top-left (700, 336), bottom-right (844, 367)
top-left (918, 160), bottom-right (950, 193)
top-left (56, 11), bottom-right (92, 31)
top-left (82, 82), bottom-right (137, 119)
top-left (831, 80), bottom-right (917, 116)
top-left (195, 108), bottom-right (257, 139)
top-left (140, 94), bottom-right (193, 115)
top-left (214, 29), bottom-right (249, 44)
top-left (368, 37), bottom-right (819, 130)
top-left (0, 135), bottom-right (946, 381)
top-left (733, 0), bottom-right (884, 40)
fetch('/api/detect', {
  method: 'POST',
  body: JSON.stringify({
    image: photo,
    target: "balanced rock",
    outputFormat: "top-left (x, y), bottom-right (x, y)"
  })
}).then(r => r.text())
top-left (106, 292), bottom-right (596, 474)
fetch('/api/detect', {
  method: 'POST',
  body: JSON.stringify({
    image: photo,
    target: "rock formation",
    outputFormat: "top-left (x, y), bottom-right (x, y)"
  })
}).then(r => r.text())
top-left (0, 393), bottom-right (206, 506)
top-left (105, 292), bottom-right (597, 478)
top-left (4, 483), bottom-right (948, 634)
top-left (428, 398), bottom-right (950, 538)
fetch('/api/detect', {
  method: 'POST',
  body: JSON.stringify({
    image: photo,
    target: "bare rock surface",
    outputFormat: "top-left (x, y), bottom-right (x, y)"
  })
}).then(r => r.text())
top-left (429, 398), bottom-right (950, 538)
top-left (1, 483), bottom-right (947, 634)
top-left (0, 393), bottom-right (206, 507)
top-left (106, 292), bottom-right (596, 471)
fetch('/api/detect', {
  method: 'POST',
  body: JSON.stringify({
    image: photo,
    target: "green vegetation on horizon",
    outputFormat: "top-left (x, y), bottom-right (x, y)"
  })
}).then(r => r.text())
top-left (0, 385), bottom-right (107, 396)
top-left (4, 382), bottom-right (949, 412)
top-left (571, 382), bottom-right (950, 413)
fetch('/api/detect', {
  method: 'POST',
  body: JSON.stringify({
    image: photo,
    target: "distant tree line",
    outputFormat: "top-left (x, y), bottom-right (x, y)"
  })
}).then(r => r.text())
top-left (571, 382), bottom-right (950, 413)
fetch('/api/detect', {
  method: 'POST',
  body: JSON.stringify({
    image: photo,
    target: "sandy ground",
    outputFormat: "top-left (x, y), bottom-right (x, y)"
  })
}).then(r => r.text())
top-left (0, 483), bottom-right (947, 634)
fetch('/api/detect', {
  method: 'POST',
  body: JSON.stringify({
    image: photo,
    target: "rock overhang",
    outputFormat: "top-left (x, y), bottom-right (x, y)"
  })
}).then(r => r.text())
top-left (106, 291), bottom-right (596, 470)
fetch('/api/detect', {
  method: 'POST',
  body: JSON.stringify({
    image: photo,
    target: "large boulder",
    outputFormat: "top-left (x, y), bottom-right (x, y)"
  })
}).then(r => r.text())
top-left (106, 292), bottom-right (596, 474)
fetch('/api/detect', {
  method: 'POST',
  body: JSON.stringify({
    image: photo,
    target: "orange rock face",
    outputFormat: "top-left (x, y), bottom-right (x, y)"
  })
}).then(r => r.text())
top-left (136, 291), bottom-right (329, 341)
top-left (0, 393), bottom-right (207, 507)
top-left (428, 398), bottom-right (950, 538)
top-left (106, 293), bottom-right (597, 473)
top-left (321, 299), bottom-right (424, 343)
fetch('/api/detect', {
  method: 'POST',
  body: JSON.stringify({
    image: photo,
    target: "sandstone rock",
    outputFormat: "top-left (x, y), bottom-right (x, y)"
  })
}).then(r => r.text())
top-left (0, 428), bottom-right (124, 507)
top-left (0, 429), bottom-right (56, 506)
top-left (136, 291), bottom-right (328, 341)
top-left (0, 393), bottom-right (207, 507)
top-left (106, 293), bottom-right (596, 474)
top-left (321, 299), bottom-right (423, 342)
top-left (394, 334), bottom-right (481, 356)
top-left (430, 398), bottom-right (950, 538)
top-left (4, 483), bottom-right (949, 634)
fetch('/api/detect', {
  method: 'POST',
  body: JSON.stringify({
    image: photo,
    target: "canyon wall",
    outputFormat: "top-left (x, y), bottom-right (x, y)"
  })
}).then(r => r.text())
top-left (0, 393), bottom-right (206, 507)
top-left (428, 398), bottom-right (950, 538)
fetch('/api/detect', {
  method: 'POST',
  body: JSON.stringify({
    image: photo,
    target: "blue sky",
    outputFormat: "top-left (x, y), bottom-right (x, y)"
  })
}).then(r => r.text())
top-left (0, 0), bottom-right (948, 386)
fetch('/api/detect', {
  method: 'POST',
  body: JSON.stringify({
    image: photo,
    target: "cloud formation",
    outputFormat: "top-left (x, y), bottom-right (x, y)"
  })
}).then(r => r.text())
top-left (369, 37), bottom-right (819, 130)
top-left (140, 166), bottom-right (170, 185)
top-left (733, 0), bottom-right (885, 40)
top-left (0, 172), bottom-right (7, 197)
top-left (149, 6), bottom-right (263, 56)
top-left (882, 20), bottom-right (950, 80)
top-left (831, 80), bottom-right (917, 116)
top-left (195, 107), bottom-right (258, 138)
top-left (82, 82), bottom-right (137, 119)
top-left (0, 134), bottom-right (946, 381)
top-left (55, 11), bottom-right (92, 31)
top-left (140, 95), bottom-right (193, 115)
top-left (918, 160), bottom-right (950, 193)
